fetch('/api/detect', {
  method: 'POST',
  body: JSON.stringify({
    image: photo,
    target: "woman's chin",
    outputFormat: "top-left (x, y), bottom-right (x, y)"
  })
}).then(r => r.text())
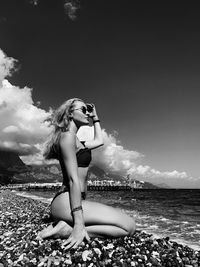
top-left (81, 120), bottom-right (90, 126)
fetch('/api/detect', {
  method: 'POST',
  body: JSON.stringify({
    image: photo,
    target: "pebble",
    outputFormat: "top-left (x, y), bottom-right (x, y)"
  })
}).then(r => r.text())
top-left (0, 189), bottom-right (200, 267)
top-left (82, 250), bottom-right (92, 261)
top-left (93, 247), bottom-right (101, 257)
top-left (130, 262), bottom-right (136, 266)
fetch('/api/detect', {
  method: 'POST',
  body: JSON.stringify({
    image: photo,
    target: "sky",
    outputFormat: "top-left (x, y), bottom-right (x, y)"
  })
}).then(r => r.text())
top-left (0, 0), bottom-right (200, 188)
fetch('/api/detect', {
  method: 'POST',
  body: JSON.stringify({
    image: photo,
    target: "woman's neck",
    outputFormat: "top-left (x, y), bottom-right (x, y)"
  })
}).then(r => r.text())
top-left (68, 121), bottom-right (79, 135)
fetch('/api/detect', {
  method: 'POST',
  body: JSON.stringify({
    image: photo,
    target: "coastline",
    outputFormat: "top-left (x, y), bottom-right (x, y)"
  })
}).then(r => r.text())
top-left (13, 189), bottom-right (200, 251)
top-left (0, 190), bottom-right (199, 267)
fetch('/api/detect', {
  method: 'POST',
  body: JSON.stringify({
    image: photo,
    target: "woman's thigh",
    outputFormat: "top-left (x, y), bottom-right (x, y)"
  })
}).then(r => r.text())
top-left (51, 192), bottom-right (71, 223)
top-left (51, 192), bottom-right (135, 233)
top-left (83, 200), bottom-right (135, 234)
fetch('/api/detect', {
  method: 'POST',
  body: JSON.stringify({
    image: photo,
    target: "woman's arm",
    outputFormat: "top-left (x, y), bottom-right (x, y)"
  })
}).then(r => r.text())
top-left (59, 132), bottom-right (90, 248)
top-left (84, 104), bottom-right (104, 149)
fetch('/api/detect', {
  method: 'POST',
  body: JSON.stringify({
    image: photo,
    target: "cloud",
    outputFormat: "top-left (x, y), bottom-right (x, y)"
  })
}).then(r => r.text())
top-left (128, 165), bottom-right (188, 179)
top-left (64, 0), bottom-right (81, 21)
top-left (29, 0), bottom-right (39, 6)
top-left (28, 0), bottom-right (81, 21)
top-left (0, 49), bottom-right (17, 85)
top-left (78, 126), bottom-right (144, 174)
top-left (0, 50), bottom-right (51, 156)
top-left (78, 126), bottom-right (198, 188)
top-left (20, 143), bottom-right (57, 165)
top-left (127, 165), bottom-right (196, 187)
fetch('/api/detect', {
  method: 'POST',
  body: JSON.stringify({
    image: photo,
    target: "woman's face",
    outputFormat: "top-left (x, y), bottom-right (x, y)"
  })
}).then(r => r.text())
top-left (71, 101), bottom-right (90, 126)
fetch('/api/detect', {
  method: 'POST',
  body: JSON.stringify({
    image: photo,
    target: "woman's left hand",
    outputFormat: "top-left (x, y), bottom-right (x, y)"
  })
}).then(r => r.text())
top-left (88, 103), bottom-right (98, 118)
top-left (61, 224), bottom-right (90, 250)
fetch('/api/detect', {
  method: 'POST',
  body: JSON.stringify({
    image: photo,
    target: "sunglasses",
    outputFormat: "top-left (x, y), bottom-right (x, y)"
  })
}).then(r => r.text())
top-left (73, 104), bottom-right (93, 114)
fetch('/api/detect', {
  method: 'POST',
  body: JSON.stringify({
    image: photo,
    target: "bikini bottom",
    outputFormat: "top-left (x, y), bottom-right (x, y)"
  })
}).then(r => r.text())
top-left (51, 187), bottom-right (86, 204)
top-left (42, 187), bottom-right (86, 223)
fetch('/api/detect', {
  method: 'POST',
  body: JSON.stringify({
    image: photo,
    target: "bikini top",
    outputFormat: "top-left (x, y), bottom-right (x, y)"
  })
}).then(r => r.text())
top-left (76, 141), bottom-right (92, 168)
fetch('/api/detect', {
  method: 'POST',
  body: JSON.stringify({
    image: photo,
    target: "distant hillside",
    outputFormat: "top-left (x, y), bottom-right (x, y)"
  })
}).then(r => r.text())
top-left (10, 164), bottom-right (62, 184)
top-left (88, 165), bottom-right (106, 178)
top-left (0, 150), bottom-right (28, 185)
top-left (0, 152), bottom-right (161, 189)
top-left (156, 182), bottom-right (171, 189)
top-left (88, 166), bottom-right (160, 189)
top-left (88, 166), bottom-right (126, 182)
top-left (0, 150), bottom-right (25, 166)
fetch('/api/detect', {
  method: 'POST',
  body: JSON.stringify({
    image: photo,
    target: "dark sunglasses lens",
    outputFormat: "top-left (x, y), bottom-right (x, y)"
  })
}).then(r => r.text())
top-left (86, 104), bottom-right (93, 113)
top-left (81, 107), bottom-right (87, 114)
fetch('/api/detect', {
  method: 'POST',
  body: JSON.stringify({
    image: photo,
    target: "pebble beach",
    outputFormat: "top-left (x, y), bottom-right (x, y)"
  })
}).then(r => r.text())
top-left (0, 190), bottom-right (200, 267)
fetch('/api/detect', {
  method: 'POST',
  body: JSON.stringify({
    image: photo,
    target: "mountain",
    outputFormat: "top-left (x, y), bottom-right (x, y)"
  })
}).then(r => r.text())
top-left (0, 152), bottom-right (160, 189)
top-left (88, 166), bottom-right (160, 189)
top-left (0, 150), bottom-right (28, 185)
top-left (0, 150), bottom-right (25, 169)
top-left (88, 166), bottom-right (128, 182)
top-left (88, 165), bottom-right (106, 178)
top-left (9, 164), bottom-right (62, 184)
top-left (156, 182), bottom-right (171, 189)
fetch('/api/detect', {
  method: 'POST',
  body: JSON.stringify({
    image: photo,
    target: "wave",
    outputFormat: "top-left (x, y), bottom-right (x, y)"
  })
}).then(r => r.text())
top-left (13, 190), bottom-right (53, 204)
top-left (12, 189), bottom-right (200, 251)
top-left (125, 210), bottom-right (200, 251)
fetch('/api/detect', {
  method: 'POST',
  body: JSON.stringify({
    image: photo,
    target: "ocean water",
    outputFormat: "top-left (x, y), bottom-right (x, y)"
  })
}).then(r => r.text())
top-left (15, 189), bottom-right (200, 251)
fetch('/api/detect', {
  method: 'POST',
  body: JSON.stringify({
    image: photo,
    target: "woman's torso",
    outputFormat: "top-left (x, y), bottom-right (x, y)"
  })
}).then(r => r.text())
top-left (58, 136), bottom-right (91, 194)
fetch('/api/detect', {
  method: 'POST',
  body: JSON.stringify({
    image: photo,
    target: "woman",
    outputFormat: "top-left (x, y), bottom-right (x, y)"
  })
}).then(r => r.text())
top-left (38, 98), bottom-right (135, 249)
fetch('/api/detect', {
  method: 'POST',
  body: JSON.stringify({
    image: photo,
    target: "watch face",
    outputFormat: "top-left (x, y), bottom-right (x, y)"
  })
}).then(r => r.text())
top-left (86, 104), bottom-right (94, 113)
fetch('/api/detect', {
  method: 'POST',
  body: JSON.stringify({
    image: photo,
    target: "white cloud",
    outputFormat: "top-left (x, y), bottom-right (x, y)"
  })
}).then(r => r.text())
top-left (0, 50), bottom-right (51, 156)
top-left (127, 165), bottom-right (197, 188)
top-left (78, 126), bottom-right (143, 175)
top-left (20, 143), bottom-right (57, 165)
top-left (0, 49), bottom-right (16, 85)
top-left (78, 126), bottom-right (199, 188)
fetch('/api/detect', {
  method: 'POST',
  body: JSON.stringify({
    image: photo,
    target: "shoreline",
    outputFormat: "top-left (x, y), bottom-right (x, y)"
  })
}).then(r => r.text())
top-left (13, 190), bottom-right (53, 204)
top-left (13, 189), bottom-right (200, 251)
top-left (0, 190), bottom-right (200, 267)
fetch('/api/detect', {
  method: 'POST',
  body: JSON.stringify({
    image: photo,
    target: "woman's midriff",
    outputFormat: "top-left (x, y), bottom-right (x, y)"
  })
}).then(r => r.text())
top-left (59, 157), bottom-right (89, 193)
top-left (62, 167), bottom-right (88, 191)
top-left (51, 167), bottom-right (89, 219)
top-left (52, 166), bottom-right (89, 201)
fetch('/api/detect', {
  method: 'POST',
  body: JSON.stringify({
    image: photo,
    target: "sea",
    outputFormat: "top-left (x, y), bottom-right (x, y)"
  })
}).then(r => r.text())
top-left (15, 189), bottom-right (200, 251)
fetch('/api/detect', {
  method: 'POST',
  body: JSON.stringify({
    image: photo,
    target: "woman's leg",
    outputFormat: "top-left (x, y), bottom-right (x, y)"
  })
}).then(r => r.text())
top-left (85, 201), bottom-right (135, 236)
top-left (38, 221), bottom-right (128, 239)
top-left (37, 220), bottom-right (72, 239)
top-left (43, 192), bottom-right (135, 239)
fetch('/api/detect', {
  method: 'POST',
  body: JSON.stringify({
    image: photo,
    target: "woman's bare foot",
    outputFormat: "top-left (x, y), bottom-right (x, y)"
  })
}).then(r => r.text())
top-left (37, 223), bottom-right (54, 240)
top-left (37, 221), bottom-right (72, 240)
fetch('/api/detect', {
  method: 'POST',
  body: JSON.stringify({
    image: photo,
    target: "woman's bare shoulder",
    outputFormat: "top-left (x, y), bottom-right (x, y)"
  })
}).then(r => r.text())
top-left (59, 131), bottom-right (76, 148)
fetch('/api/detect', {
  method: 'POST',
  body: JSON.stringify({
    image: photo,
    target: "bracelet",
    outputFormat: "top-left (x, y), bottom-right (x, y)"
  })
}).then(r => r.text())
top-left (93, 119), bottom-right (100, 124)
top-left (71, 206), bottom-right (83, 214)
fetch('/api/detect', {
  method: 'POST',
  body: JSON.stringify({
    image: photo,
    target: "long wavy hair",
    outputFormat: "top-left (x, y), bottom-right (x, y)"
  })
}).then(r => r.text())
top-left (44, 98), bottom-right (83, 159)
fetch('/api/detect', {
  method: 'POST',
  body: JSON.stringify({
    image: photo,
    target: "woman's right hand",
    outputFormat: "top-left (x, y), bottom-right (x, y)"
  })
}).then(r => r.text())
top-left (87, 103), bottom-right (98, 119)
top-left (62, 224), bottom-right (90, 250)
